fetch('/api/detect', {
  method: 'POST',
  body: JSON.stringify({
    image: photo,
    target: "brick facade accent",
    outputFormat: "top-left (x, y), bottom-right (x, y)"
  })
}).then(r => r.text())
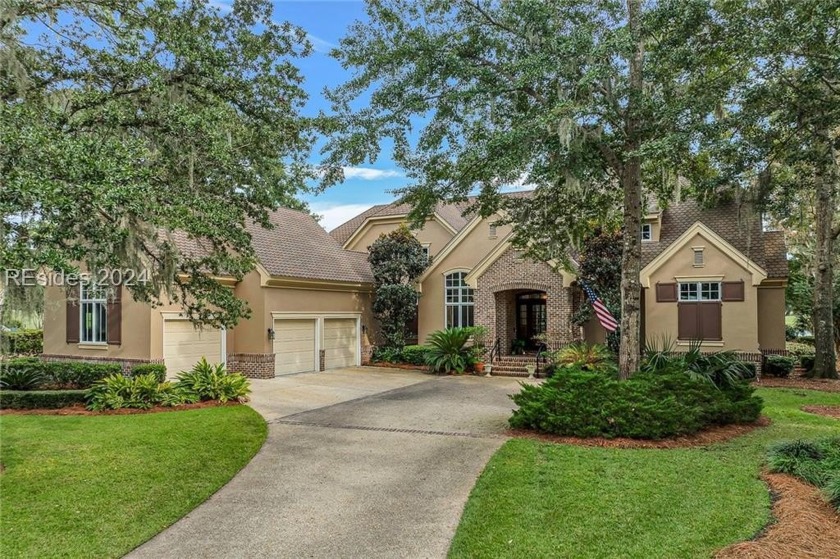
top-left (226, 353), bottom-right (275, 379)
top-left (40, 354), bottom-right (161, 374)
top-left (474, 248), bottom-right (575, 354)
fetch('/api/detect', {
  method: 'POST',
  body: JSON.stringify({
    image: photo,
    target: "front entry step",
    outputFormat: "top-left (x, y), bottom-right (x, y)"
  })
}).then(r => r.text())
top-left (488, 354), bottom-right (542, 377)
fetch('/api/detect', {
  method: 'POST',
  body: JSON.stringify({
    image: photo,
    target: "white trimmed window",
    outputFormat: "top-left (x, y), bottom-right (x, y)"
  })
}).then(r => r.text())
top-left (420, 244), bottom-right (430, 262)
top-left (641, 223), bottom-right (652, 241)
top-left (80, 284), bottom-right (108, 343)
top-left (678, 281), bottom-right (720, 302)
top-left (445, 271), bottom-right (474, 328)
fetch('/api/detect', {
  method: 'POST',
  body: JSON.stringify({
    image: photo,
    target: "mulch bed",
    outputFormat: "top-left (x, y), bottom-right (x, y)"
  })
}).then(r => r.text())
top-left (715, 473), bottom-right (840, 559)
top-left (754, 376), bottom-right (840, 392)
top-left (507, 416), bottom-right (771, 449)
top-left (0, 401), bottom-right (241, 416)
top-left (801, 405), bottom-right (840, 419)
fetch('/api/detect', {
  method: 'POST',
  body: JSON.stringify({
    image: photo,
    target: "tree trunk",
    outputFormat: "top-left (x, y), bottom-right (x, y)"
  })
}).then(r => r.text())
top-left (810, 161), bottom-right (838, 379)
top-left (617, 0), bottom-right (644, 379)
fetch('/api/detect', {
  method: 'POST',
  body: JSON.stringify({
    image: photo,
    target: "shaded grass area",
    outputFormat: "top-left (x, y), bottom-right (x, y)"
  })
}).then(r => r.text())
top-left (0, 405), bottom-right (266, 558)
top-left (449, 388), bottom-right (840, 559)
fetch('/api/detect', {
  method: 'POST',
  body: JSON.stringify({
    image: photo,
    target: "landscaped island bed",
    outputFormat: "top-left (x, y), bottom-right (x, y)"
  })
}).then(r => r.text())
top-left (450, 388), bottom-right (840, 559)
top-left (0, 405), bottom-right (266, 558)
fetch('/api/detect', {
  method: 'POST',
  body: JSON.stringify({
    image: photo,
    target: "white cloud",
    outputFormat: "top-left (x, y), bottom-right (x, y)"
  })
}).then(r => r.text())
top-left (206, 0), bottom-right (233, 12)
top-left (310, 203), bottom-right (376, 232)
top-left (341, 166), bottom-right (403, 180)
top-left (307, 34), bottom-right (336, 54)
top-left (499, 174), bottom-right (537, 192)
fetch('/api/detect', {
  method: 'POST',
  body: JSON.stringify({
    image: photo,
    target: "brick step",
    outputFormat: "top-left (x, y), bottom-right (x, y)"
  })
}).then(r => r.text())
top-left (486, 369), bottom-right (541, 378)
top-left (489, 365), bottom-right (531, 372)
top-left (495, 357), bottom-right (540, 364)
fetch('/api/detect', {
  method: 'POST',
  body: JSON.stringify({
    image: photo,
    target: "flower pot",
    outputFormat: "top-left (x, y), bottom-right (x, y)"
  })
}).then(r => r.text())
top-left (474, 361), bottom-right (485, 374)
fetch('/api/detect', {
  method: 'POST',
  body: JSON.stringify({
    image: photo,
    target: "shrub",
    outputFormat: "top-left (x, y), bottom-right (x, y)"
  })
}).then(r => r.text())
top-left (372, 346), bottom-right (402, 363)
top-left (86, 374), bottom-right (197, 411)
top-left (767, 437), bottom-right (840, 510)
top-left (764, 355), bottom-right (796, 378)
top-left (0, 364), bottom-right (47, 390)
top-left (551, 343), bottom-right (615, 374)
top-left (642, 338), bottom-right (755, 388)
top-left (175, 358), bottom-right (251, 402)
top-left (0, 329), bottom-right (43, 355)
top-left (130, 363), bottom-right (167, 383)
top-left (400, 345), bottom-right (429, 365)
top-left (425, 328), bottom-right (474, 373)
top-left (0, 389), bottom-right (87, 409)
top-left (2, 358), bottom-right (122, 389)
top-left (799, 355), bottom-right (816, 372)
top-left (509, 367), bottom-right (762, 440)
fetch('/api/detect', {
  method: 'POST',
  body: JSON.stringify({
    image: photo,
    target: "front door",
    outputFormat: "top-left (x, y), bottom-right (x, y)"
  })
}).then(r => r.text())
top-left (517, 292), bottom-right (547, 349)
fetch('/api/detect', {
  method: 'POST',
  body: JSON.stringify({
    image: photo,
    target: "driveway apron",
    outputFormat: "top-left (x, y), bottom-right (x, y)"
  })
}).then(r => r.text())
top-left (126, 368), bottom-right (523, 559)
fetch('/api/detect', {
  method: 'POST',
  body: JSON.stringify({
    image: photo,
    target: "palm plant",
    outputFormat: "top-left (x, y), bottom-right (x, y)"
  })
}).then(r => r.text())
top-left (425, 328), bottom-right (474, 373)
top-left (552, 343), bottom-right (616, 374)
top-left (642, 336), bottom-right (754, 388)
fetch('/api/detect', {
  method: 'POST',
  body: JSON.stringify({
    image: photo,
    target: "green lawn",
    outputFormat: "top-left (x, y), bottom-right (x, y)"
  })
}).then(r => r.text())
top-left (449, 388), bottom-right (840, 559)
top-left (0, 405), bottom-right (267, 558)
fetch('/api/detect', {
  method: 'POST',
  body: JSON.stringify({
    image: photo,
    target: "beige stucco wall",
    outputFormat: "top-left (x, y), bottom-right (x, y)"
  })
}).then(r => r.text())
top-left (417, 216), bottom-right (513, 342)
top-left (43, 285), bottom-right (153, 360)
top-left (345, 217), bottom-right (455, 256)
top-left (643, 231), bottom-right (760, 352)
top-left (757, 286), bottom-right (786, 350)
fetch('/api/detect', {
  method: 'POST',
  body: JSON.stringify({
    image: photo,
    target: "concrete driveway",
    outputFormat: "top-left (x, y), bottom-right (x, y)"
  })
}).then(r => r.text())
top-left (127, 367), bottom-right (526, 559)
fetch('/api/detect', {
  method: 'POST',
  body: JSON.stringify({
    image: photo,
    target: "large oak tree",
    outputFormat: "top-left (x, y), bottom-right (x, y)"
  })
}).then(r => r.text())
top-left (1, 0), bottom-right (312, 327)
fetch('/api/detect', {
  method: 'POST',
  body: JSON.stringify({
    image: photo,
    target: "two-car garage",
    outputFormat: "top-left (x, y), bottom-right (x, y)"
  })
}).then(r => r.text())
top-left (272, 313), bottom-right (360, 376)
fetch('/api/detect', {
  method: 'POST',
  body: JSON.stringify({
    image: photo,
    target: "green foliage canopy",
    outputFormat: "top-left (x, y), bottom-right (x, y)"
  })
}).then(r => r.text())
top-left (0, 0), bottom-right (313, 328)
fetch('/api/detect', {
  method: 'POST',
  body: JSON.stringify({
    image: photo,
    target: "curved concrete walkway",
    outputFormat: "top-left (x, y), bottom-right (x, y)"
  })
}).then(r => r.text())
top-left (126, 367), bottom-right (524, 559)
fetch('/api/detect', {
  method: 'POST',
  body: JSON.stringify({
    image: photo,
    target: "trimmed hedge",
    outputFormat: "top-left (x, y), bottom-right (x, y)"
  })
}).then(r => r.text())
top-left (764, 355), bottom-right (796, 378)
top-left (509, 368), bottom-right (763, 440)
top-left (371, 345), bottom-right (430, 366)
top-left (0, 389), bottom-right (88, 409)
top-left (0, 329), bottom-right (43, 355)
top-left (130, 363), bottom-right (167, 383)
top-left (1, 358), bottom-right (121, 389)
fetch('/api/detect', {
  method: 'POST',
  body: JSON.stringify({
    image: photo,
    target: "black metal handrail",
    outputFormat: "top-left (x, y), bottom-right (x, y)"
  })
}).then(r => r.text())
top-left (487, 337), bottom-right (501, 364)
top-left (536, 341), bottom-right (549, 374)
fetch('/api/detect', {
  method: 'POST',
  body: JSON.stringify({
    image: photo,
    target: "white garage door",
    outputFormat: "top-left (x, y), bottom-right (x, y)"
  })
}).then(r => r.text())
top-left (163, 320), bottom-right (223, 379)
top-left (323, 318), bottom-right (358, 370)
top-left (273, 319), bottom-right (316, 375)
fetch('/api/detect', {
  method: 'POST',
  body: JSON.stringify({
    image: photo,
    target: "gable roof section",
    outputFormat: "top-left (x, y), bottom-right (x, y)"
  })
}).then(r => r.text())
top-left (463, 233), bottom-right (577, 288)
top-left (247, 208), bottom-right (373, 284)
top-left (640, 221), bottom-right (768, 287)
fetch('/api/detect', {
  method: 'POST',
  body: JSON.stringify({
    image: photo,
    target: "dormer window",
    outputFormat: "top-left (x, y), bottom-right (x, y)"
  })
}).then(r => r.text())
top-left (641, 223), bottom-right (652, 241)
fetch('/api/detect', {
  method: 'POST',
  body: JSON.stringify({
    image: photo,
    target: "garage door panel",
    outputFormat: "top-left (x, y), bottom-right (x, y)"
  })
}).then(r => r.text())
top-left (273, 319), bottom-right (316, 375)
top-left (324, 318), bottom-right (357, 370)
top-left (163, 321), bottom-right (222, 379)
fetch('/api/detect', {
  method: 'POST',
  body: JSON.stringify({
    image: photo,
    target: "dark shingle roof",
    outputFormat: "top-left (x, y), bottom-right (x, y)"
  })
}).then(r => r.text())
top-left (247, 208), bottom-right (373, 284)
top-left (641, 199), bottom-right (788, 279)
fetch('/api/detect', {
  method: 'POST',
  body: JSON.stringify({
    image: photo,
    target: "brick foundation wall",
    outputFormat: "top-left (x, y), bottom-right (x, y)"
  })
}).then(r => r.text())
top-left (226, 353), bottom-right (275, 379)
top-left (40, 354), bottom-right (161, 374)
top-left (475, 248), bottom-right (575, 353)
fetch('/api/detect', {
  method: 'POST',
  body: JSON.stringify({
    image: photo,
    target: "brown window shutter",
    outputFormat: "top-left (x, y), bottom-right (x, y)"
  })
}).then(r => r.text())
top-left (678, 302), bottom-right (698, 339)
top-left (698, 302), bottom-right (722, 340)
top-left (656, 282), bottom-right (677, 302)
top-left (107, 285), bottom-right (122, 345)
top-left (66, 285), bottom-right (80, 343)
top-left (722, 281), bottom-right (745, 301)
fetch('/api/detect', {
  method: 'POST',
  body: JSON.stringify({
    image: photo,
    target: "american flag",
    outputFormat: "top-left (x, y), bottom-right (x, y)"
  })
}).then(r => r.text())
top-left (580, 281), bottom-right (619, 332)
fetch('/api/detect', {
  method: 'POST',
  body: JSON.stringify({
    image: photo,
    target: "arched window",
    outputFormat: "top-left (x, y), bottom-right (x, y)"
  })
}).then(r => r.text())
top-left (445, 271), bottom-right (474, 328)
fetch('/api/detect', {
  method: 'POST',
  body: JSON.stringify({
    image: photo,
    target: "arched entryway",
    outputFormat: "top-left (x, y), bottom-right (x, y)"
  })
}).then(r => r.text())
top-left (515, 291), bottom-right (547, 349)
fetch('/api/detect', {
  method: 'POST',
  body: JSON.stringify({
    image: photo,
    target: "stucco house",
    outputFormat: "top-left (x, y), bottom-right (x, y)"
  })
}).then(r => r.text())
top-left (331, 197), bottom-right (788, 361)
top-left (41, 197), bottom-right (787, 379)
top-left (42, 208), bottom-right (375, 379)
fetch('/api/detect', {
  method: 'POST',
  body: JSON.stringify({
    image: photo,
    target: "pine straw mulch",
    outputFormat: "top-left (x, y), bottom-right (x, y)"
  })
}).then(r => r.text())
top-left (754, 375), bottom-right (840, 392)
top-left (801, 405), bottom-right (840, 419)
top-left (507, 416), bottom-right (771, 449)
top-left (715, 473), bottom-right (840, 559)
top-left (0, 400), bottom-right (242, 416)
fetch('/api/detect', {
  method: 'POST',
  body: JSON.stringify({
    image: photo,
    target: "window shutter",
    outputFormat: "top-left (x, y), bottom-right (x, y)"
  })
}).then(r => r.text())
top-left (698, 302), bottom-right (722, 340)
top-left (107, 285), bottom-right (122, 345)
top-left (722, 281), bottom-right (745, 301)
top-left (677, 303), bottom-right (698, 339)
top-left (656, 282), bottom-right (677, 302)
top-left (66, 285), bottom-right (80, 343)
